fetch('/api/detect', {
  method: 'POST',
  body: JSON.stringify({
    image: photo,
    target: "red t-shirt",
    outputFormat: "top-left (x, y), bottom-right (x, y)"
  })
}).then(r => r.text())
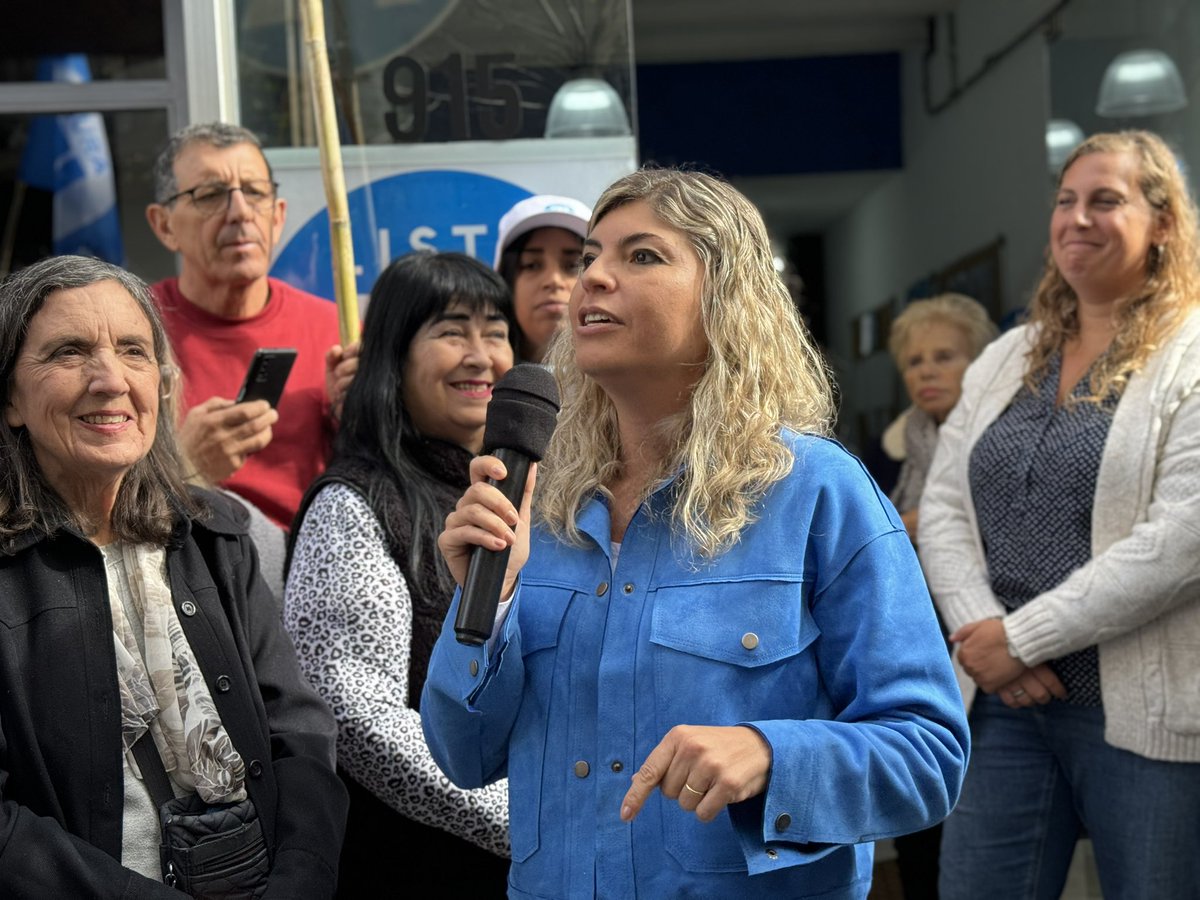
top-left (152, 277), bottom-right (339, 529)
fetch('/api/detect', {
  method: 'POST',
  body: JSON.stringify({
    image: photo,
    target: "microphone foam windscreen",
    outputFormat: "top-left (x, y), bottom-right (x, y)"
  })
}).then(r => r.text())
top-left (482, 364), bottom-right (561, 460)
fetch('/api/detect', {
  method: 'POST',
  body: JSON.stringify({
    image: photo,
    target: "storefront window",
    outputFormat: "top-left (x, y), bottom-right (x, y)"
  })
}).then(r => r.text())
top-left (0, 3), bottom-right (178, 279)
top-left (0, 109), bottom-right (173, 280)
top-left (235, 0), bottom-right (635, 147)
top-left (1049, 0), bottom-right (1198, 192)
top-left (0, 2), bottom-right (165, 82)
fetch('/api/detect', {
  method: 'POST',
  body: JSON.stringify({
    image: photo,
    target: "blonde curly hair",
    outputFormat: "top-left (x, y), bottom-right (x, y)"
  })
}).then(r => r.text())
top-left (1027, 130), bottom-right (1200, 401)
top-left (537, 169), bottom-right (835, 557)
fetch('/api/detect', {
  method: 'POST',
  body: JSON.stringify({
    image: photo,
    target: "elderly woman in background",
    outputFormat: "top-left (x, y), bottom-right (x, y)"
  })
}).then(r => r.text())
top-left (494, 194), bottom-right (591, 362)
top-left (921, 130), bottom-right (1200, 899)
top-left (0, 256), bottom-right (346, 898)
top-left (285, 252), bottom-right (513, 896)
top-left (884, 293), bottom-right (995, 900)
top-left (886, 294), bottom-right (997, 543)
top-left (423, 169), bottom-right (968, 899)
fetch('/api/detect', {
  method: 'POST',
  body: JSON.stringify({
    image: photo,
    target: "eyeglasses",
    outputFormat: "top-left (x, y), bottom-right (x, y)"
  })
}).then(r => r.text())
top-left (160, 180), bottom-right (279, 216)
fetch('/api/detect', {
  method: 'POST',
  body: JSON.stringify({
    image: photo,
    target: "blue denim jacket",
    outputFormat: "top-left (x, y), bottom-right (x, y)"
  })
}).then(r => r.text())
top-left (423, 434), bottom-right (968, 899)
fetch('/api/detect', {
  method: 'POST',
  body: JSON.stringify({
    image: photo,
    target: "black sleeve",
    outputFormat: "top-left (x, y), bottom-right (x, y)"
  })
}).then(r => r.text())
top-left (237, 531), bottom-right (348, 899)
top-left (0, 755), bottom-right (178, 899)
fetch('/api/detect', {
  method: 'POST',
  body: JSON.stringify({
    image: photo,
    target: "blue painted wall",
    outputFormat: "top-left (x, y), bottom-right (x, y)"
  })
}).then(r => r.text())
top-left (636, 53), bottom-right (902, 177)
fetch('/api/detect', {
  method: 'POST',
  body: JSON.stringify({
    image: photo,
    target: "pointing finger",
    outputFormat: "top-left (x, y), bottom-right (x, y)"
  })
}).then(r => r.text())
top-left (620, 735), bottom-right (676, 823)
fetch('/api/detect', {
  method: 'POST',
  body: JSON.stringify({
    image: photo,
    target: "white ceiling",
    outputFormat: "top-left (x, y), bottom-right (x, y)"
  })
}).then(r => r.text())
top-left (731, 171), bottom-right (895, 235)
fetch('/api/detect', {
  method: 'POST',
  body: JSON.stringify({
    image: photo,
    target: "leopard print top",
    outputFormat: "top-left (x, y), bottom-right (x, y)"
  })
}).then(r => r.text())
top-left (284, 483), bottom-right (510, 856)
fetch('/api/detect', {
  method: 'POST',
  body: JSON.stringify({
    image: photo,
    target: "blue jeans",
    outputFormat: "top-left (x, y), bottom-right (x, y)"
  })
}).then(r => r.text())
top-left (939, 694), bottom-right (1200, 900)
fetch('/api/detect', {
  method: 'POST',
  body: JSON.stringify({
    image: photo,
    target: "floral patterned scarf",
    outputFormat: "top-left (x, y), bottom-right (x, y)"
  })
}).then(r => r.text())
top-left (106, 542), bottom-right (247, 804)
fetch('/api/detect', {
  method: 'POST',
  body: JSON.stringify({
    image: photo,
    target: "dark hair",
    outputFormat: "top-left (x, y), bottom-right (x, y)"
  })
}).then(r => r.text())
top-left (152, 122), bottom-right (273, 203)
top-left (0, 255), bottom-right (201, 549)
top-left (335, 251), bottom-right (515, 580)
top-left (496, 229), bottom-right (533, 291)
top-left (495, 230), bottom-right (537, 360)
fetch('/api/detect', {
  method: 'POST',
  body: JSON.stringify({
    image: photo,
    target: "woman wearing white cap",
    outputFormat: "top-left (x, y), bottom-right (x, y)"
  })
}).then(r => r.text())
top-left (494, 194), bottom-right (592, 363)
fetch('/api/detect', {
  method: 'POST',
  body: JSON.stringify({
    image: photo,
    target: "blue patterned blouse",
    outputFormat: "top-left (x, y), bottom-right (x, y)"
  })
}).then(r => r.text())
top-left (968, 353), bottom-right (1121, 706)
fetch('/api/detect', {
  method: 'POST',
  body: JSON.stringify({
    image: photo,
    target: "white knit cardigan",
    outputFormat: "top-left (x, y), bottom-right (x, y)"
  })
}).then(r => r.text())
top-left (919, 314), bottom-right (1200, 762)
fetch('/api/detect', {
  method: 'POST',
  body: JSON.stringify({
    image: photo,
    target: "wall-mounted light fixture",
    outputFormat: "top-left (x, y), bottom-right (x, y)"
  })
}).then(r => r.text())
top-left (544, 78), bottom-right (631, 139)
top-left (1046, 118), bottom-right (1085, 175)
top-left (1096, 49), bottom-right (1187, 117)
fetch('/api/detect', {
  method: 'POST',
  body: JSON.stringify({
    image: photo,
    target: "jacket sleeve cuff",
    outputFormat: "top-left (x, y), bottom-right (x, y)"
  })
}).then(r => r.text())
top-left (937, 584), bottom-right (1007, 636)
top-left (726, 723), bottom-right (841, 874)
top-left (448, 580), bottom-right (523, 707)
top-left (420, 585), bottom-right (526, 788)
top-left (1002, 601), bottom-right (1062, 667)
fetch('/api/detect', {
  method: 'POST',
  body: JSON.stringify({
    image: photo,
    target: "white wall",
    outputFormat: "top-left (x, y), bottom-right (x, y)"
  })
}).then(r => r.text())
top-left (824, 0), bottom-right (1057, 447)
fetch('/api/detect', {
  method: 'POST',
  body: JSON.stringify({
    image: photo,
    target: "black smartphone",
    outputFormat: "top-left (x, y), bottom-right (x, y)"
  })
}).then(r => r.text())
top-left (235, 348), bottom-right (298, 407)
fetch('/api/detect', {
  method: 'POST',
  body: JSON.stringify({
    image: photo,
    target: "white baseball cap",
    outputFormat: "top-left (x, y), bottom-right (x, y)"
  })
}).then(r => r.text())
top-left (493, 194), bottom-right (592, 268)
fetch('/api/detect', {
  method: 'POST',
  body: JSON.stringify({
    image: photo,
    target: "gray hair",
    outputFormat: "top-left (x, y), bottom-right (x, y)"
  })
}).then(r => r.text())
top-left (0, 255), bottom-right (201, 548)
top-left (152, 122), bottom-right (272, 203)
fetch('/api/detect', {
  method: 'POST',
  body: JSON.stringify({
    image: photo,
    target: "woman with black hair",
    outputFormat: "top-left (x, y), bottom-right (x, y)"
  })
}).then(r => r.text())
top-left (285, 252), bottom-right (513, 895)
top-left (493, 194), bottom-right (591, 362)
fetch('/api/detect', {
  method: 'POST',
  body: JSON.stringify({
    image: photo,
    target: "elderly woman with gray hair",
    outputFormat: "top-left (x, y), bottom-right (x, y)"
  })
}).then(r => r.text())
top-left (0, 255), bottom-right (346, 898)
top-left (881, 293), bottom-right (996, 900)
top-left (886, 294), bottom-right (998, 543)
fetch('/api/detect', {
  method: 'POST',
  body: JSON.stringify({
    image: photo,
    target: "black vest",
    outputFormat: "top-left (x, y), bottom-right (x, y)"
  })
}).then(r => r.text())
top-left (288, 440), bottom-right (472, 708)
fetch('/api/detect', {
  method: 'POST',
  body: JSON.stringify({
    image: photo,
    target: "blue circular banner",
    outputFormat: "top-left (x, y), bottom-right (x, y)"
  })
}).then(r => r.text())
top-left (272, 168), bottom-right (530, 301)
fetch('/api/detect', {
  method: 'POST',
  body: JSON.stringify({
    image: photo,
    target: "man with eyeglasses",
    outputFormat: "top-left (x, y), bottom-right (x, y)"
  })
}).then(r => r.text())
top-left (146, 122), bottom-right (357, 534)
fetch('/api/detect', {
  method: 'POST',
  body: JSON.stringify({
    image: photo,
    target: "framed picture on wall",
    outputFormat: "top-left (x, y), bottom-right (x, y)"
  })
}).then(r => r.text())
top-left (852, 297), bottom-right (896, 359)
top-left (935, 237), bottom-right (1004, 321)
top-left (901, 237), bottom-right (1005, 327)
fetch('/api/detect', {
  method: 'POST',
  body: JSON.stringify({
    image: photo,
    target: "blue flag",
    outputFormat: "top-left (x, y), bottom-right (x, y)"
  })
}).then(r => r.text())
top-left (18, 55), bottom-right (125, 264)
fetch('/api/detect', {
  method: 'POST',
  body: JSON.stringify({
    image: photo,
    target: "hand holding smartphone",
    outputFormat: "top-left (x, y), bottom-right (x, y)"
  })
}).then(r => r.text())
top-left (236, 348), bottom-right (298, 407)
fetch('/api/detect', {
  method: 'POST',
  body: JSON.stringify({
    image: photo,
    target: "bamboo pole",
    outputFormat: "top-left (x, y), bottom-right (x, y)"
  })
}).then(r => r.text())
top-left (299, 0), bottom-right (360, 345)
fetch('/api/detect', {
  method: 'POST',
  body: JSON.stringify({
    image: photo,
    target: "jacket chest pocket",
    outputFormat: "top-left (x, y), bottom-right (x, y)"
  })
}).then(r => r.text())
top-left (649, 577), bottom-right (818, 685)
top-left (649, 577), bottom-right (819, 872)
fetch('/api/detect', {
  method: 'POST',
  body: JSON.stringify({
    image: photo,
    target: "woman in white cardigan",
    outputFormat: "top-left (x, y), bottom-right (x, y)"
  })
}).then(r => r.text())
top-left (920, 130), bottom-right (1200, 900)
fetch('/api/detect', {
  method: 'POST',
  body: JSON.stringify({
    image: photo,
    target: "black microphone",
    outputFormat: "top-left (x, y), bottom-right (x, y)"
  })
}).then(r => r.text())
top-left (454, 364), bottom-right (560, 645)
